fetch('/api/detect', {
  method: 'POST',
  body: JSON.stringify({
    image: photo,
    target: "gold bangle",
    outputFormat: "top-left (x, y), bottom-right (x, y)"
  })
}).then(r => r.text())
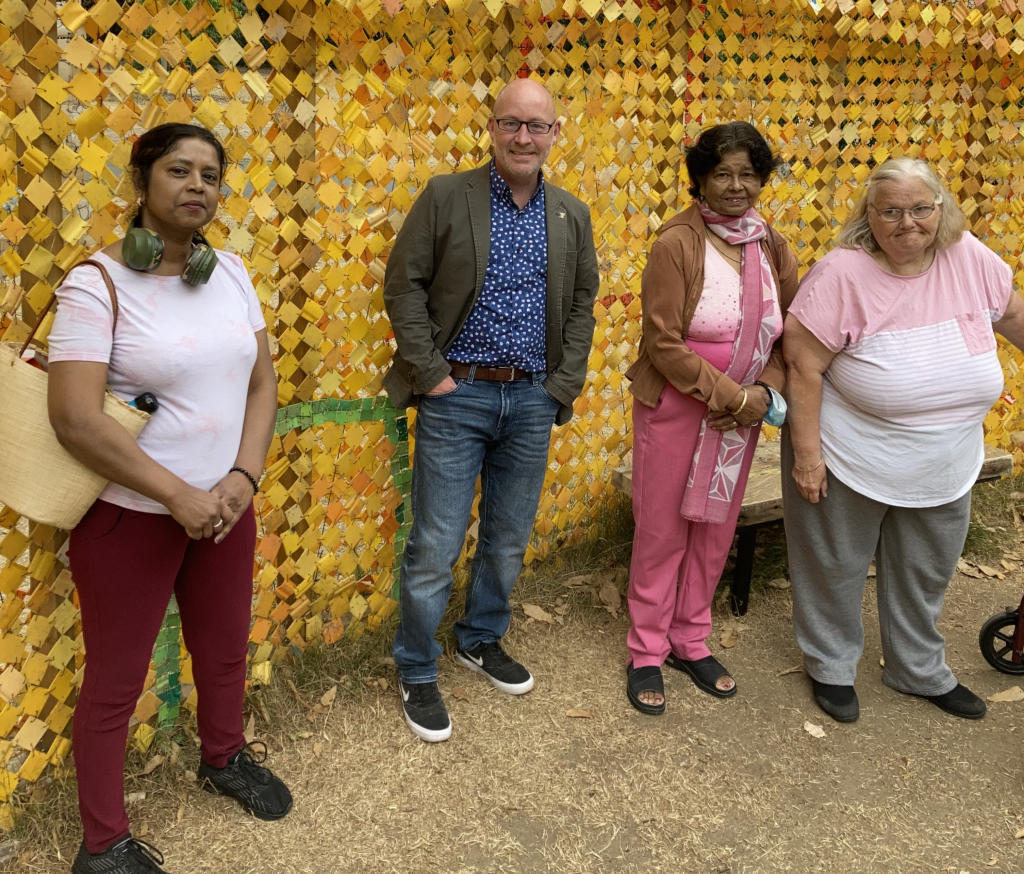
top-left (732, 389), bottom-right (748, 416)
top-left (794, 458), bottom-right (823, 473)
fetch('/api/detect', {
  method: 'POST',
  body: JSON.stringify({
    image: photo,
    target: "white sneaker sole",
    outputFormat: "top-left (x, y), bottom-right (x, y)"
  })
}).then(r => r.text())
top-left (455, 652), bottom-right (535, 695)
top-left (402, 707), bottom-right (452, 743)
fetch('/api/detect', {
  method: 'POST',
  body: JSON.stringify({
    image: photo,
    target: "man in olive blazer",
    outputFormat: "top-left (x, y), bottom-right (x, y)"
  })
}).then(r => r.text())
top-left (382, 79), bottom-right (599, 743)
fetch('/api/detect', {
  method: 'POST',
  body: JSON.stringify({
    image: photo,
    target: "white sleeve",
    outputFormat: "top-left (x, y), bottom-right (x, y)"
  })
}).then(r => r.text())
top-left (46, 263), bottom-right (116, 363)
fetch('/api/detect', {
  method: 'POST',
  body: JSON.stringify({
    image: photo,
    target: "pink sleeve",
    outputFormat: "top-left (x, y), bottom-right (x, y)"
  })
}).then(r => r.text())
top-left (972, 236), bottom-right (1013, 319)
top-left (787, 253), bottom-right (857, 354)
top-left (46, 264), bottom-right (115, 364)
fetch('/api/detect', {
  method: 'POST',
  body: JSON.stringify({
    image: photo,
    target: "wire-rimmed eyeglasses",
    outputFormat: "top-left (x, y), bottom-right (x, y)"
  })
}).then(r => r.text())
top-left (494, 118), bottom-right (556, 135)
top-left (870, 204), bottom-right (939, 222)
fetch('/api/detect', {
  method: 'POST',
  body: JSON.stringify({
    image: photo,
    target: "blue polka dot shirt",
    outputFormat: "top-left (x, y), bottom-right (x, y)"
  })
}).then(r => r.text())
top-left (447, 163), bottom-right (548, 372)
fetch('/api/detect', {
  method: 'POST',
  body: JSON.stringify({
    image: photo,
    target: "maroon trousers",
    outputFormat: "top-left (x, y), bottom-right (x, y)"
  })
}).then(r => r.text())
top-left (69, 500), bottom-right (255, 853)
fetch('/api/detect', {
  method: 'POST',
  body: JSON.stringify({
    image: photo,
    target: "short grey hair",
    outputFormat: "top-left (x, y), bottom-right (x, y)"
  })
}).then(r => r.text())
top-left (837, 158), bottom-right (968, 253)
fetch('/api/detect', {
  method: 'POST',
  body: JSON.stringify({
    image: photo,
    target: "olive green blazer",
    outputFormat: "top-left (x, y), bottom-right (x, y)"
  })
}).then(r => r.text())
top-left (382, 161), bottom-right (600, 426)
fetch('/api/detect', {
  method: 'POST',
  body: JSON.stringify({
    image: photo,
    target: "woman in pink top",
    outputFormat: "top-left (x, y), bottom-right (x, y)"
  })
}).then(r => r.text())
top-left (623, 123), bottom-right (798, 714)
top-left (46, 124), bottom-right (290, 874)
top-left (784, 158), bottom-right (1024, 724)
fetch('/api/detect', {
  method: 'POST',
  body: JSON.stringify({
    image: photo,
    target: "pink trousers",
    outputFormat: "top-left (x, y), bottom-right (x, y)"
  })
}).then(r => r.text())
top-left (627, 343), bottom-right (758, 668)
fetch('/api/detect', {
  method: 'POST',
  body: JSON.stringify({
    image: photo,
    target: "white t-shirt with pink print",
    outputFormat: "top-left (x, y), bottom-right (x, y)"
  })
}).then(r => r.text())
top-left (47, 250), bottom-right (266, 514)
top-left (788, 234), bottom-right (1012, 508)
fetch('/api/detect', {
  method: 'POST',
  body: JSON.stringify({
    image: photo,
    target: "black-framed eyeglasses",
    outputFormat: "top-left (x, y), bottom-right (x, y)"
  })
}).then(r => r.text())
top-left (870, 204), bottom-right (939, 222)
top-left (494, 117), bottom-right (556, 135)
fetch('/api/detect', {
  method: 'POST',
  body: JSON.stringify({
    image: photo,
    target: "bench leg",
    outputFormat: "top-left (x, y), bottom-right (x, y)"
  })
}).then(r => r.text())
top-left (730, 527), bottom-right (757, 617)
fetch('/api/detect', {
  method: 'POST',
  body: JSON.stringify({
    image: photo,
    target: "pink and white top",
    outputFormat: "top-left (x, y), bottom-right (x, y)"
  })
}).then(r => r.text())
top-left (47, 251), bottom-right (265, 514)
top-left (688, 241), bottom-right (782, 344)
top-left (789, 234), bottom-right (1012, 507)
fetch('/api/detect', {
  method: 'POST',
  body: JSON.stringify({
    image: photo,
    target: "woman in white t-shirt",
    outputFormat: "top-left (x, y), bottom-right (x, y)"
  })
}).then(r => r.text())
top-left (47, 124), bottom-right (290, 874)
top-left (783, 158), bottom-right (1024, 725)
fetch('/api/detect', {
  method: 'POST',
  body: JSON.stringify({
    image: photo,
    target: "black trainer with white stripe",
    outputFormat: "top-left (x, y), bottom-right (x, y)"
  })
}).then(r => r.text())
top-left (197, 741), bottom-right (293, 820)
top-left (455, 641), bottom-right (534, 695)
top-left (71, 836), bottom-right (169, 873)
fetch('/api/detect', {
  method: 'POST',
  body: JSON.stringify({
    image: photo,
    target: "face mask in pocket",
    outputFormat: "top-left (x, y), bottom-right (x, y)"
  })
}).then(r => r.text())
top-left (763, 387), bottom-right (787, 427)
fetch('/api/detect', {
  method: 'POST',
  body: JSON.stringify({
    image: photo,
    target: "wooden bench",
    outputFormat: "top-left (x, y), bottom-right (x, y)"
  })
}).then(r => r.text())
top-left (611, 442), bottom-right (1014, 617)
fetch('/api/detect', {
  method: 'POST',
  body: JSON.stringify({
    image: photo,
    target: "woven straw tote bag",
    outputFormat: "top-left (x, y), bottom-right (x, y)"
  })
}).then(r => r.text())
top-left (0, 260), bottom-right (150, 529)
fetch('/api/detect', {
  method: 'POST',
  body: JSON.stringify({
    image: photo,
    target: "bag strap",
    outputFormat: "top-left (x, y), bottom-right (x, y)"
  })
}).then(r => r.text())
top-left (18, 258), bottom-right (119, 359)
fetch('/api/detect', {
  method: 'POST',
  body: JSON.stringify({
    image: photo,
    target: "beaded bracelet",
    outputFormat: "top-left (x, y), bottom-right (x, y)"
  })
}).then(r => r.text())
top-left (230, 465), bottom-right (260, 495)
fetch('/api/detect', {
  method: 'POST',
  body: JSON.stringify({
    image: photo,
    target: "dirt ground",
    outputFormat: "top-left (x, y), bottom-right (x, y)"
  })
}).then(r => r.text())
top-left (7, 551), bottom-right (1024, 874)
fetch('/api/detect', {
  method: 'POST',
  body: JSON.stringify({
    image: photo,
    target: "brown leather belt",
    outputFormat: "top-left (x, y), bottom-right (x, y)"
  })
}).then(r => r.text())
top-left (447, 361), bottom-right (532, 382)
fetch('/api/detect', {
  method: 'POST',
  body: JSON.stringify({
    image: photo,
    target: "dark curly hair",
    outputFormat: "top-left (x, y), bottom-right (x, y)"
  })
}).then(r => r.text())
top-left (130, 123), bottom-right (226, 196)
top-left (684, 122), bottom-right (780, 200)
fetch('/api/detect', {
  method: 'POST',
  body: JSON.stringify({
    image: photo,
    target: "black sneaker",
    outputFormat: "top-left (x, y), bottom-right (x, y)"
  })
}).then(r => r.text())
top-left (399, 679), bottom-right (452, 743)
top-left (920, 682), bottom-right (987, 720)
top-left (71, 836), bottom-right (169, 873)
top-left (455, 641), bottom-right (534, 695)
top-left (197, 741), bottom-right (293, 820)
top-left (812, 679), bottom-right (860, 723)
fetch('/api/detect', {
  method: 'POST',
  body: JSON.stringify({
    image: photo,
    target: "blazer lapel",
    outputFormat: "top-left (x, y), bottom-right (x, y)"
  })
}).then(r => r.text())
top-left (544, 182), bottom-right (567, 367)
top-left (466, 163), bottom-right (492, 295)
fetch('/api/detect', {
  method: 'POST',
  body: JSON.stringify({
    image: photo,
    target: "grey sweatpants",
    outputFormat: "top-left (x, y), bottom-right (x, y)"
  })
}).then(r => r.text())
top-left (781, 429), bottom-right (970, 696)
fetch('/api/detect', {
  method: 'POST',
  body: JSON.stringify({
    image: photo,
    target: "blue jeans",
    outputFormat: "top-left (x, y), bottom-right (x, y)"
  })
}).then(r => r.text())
top-left (392, 372), bottom-right (560, 684)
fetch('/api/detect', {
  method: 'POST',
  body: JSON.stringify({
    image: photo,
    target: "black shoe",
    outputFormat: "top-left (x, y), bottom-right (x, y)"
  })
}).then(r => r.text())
top-left (812, 679), bottom-right (860, 723)
top-left (455, 641), bottom-right (534, 695)
top-left (399, 679), bottom-right (452, 742)
top-left (920, 682), bottom-right (986, 720)
top-left (71, 836), bottom-right (169, 873)
top-left (197, 741), bottom-right (293, 820)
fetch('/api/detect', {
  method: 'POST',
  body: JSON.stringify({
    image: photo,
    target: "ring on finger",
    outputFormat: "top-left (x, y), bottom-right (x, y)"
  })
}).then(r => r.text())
top-left (213, 519), bottom-right (224, 530)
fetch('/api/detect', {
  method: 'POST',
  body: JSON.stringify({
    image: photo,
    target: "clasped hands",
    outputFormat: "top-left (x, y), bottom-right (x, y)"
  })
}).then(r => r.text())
top-left (706, 384), bottom-right (771, 432)
top-left (167, 471), bottom-right (255, 542)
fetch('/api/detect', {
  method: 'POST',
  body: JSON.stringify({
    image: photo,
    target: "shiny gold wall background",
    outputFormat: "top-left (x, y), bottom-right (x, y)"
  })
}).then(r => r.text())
top-left (1, 0), bottom-right (1023, 821)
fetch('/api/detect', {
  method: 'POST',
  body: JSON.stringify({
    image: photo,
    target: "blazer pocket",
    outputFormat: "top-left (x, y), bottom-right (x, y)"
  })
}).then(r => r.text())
top-left (956, 311), bottom-right (996, 356)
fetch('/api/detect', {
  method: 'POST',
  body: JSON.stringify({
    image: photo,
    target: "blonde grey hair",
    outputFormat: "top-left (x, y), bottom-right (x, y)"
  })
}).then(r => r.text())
top-left (837, 158), bottom-right (968, 253)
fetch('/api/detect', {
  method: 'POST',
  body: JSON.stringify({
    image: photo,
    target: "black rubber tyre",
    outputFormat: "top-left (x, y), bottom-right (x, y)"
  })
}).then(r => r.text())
top-left (979, 610), bottom-right (1024, 675)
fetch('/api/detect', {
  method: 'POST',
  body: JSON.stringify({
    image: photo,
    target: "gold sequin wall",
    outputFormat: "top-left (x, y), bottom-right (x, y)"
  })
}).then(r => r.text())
top-left (1, 0), bottom-right (1024, 821)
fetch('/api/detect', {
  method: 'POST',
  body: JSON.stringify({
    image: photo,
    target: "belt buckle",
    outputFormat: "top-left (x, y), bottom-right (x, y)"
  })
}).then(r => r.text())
top-left (507, 367), bottom-right (518, 382)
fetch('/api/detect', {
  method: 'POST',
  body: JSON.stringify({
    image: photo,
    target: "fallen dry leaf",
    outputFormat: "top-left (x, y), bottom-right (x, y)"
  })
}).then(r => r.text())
top-left (767, 577), bottom-right (791, 589)
top-left (377, 677), bottom-right (389, 691)
top-left (987, 685), bottom-right (1024, 703)
top-left (599, 580), bottom-right (621, 617)
top-left (1015, 826), bottom-right (1024, 839)
top-left (176, 804), bottom-right (184, 824)
top-left (880, 656), bottom-right (885, 668)
top-left (169, 742), bottom-right (181, 768)
top-left (182, 770), bottom-right (196, 783)
top-left (565, 709), bottom-right (593, 718)
top-left (312, 742), bottom-right (323, 758)
top-left (978, 564), bottom-right (1006, 580)
top-left (957, 559), bottom-right (984, 579)
top-left (522, 603), bottom-right (553, 623)
top-left (777, 665), bottom-right (804, 677)
top-left (1001, 559), bottom-right (1017, 571)
top-left (720, 628), bottom-right (738, 648)
top-left (125, 791), bottom-right (146, 804)
top-left (320, 685), bottom-right (338, 707)
top-left (139, 755), bottom-right (164, 776)
top-left (563, 574), bottom-right (591, 588)
top-left (803, 721), bottom-right (826, 739)
top-left (137, 823), bottom-right (148, 838)
top-left (451, 685), bottom-right (470, 702)
top-left (243, 714), bottom-right (255, 744)
top-left (867, 562), bottom-right (877, 578)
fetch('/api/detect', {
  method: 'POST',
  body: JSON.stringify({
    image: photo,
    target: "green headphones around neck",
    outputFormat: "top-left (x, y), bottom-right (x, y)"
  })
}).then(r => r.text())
top-left (122, 217), bottom-right (219, 286)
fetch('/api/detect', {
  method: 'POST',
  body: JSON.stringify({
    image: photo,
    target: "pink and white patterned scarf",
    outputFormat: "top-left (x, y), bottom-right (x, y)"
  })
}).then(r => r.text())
top-left (680, 203), bottom-right (779, 524)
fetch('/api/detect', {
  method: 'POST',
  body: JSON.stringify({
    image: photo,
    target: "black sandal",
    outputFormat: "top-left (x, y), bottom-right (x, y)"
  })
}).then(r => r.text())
top-left (626, 662), bottom-right (666, 715)
top-left (665, 653), bottom-right (737, 699)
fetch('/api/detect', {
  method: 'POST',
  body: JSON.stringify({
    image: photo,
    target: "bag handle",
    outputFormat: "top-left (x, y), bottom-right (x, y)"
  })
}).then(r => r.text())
top-left (18, 259), bottom-right (119, 359)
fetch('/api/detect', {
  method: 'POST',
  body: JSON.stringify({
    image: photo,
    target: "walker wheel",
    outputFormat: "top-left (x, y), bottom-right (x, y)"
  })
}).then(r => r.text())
top-left (979, 610), bottom-right (1024, 675)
